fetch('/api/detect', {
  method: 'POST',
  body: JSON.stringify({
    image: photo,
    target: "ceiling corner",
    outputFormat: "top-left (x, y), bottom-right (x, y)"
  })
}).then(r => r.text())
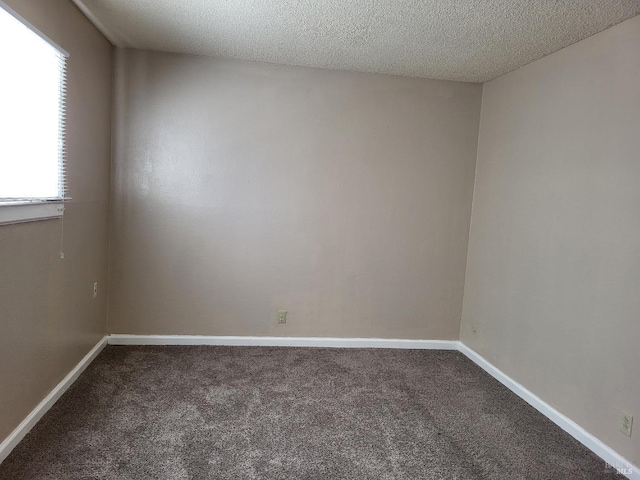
top-left (71, 0), bottom-right (122, 46)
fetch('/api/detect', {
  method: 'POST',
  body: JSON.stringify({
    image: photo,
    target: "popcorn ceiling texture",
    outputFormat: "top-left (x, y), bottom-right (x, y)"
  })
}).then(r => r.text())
top-left (75, 0), bottom-right (640, 82)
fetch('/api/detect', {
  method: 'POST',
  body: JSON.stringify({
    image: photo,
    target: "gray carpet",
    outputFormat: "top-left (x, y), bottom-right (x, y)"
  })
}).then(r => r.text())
top-left (0, 346), bottom-right (623, 479)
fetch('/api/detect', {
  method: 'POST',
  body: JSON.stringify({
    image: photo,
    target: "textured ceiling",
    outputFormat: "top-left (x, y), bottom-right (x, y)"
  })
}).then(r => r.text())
top-left (74, 0), bottom-right (640, 82)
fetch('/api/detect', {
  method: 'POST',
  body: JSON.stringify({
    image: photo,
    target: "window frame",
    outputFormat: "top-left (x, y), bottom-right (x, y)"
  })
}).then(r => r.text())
top-left (0, 1), bottom-right (70, 226)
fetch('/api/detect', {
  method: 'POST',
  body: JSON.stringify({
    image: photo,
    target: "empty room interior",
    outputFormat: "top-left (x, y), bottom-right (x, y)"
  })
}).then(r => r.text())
top-left (0, 0), bottom-right (639, 478)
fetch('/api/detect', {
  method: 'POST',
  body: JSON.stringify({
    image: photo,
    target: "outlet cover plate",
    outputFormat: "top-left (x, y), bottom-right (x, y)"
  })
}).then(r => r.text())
top-left (621, 412), bottom-right (633, 437)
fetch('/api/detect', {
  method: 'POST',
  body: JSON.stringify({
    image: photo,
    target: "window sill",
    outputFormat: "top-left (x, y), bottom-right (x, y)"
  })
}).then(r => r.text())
top-left (0, 201), bottom-right (65, 226)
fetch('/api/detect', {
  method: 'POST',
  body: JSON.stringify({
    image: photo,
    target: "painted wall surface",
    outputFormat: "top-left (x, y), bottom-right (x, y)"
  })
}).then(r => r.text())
top-left (0, 0), bottom-right (112, 443)
top-left (461, 16), bottom-right (640, 464)
top-left (110, 49), bottom-right (482, 339)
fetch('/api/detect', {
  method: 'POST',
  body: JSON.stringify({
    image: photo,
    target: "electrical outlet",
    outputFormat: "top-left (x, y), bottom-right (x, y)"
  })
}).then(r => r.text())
top-left (621, 412), bottom-right (633, 437)
top-left (93, 282), bottom-right (98, 299)
top-left (472, 324), bottom-right (477, 334)
top-left (278, 310), bottom-right (287, 324)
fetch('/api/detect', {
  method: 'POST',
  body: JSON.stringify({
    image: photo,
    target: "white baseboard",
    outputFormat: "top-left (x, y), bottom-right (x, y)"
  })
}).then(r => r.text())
top-left (2, 334), bottom-right (635, 479)
top-left (107, 334), bottom-right (459, 350)
top-left (458, 342), bottom-right (639, 480)
top-left (0, 336), bottom-right (108, 464)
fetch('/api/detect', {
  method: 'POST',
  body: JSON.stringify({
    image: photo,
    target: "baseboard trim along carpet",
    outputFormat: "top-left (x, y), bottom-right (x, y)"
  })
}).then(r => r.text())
top-left (1, 335), bottom-right (636, 479)
top-left (107, 334), bottom-right (459, 350)
top-left (0, 336), bottom-right (108, 464)
top-left (458, 342), bottom-right (638, 480)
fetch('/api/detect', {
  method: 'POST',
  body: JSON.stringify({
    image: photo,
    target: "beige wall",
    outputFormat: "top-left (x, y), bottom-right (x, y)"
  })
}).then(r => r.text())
top-left (0, 0), bottom-right (112, 443)
top-left (109, 49), bottom-right (482, 339)
top-left (461, 16), bottom-right (640, 465)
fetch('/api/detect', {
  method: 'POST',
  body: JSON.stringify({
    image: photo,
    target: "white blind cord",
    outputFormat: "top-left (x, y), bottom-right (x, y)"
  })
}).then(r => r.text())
top-left (59, 205), bottom-right (65, 259)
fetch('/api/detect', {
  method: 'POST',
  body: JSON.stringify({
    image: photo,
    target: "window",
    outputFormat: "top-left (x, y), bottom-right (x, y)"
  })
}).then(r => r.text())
top-left (0, 3), bottom-right (68, 224)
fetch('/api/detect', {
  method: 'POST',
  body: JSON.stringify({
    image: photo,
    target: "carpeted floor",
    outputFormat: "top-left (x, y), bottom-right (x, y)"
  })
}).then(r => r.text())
top-left (0, 346), bottom-right (623, 479)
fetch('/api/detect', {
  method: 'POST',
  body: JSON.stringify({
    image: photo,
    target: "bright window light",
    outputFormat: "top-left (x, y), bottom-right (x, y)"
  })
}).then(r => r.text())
top-left (0, 5), bottom-right (67, 202)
